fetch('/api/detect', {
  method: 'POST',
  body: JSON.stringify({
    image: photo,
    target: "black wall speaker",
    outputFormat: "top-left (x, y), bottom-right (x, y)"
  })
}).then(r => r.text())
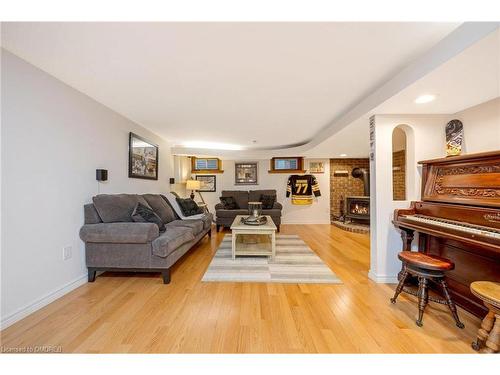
top-left (169, 177), bottom-right (175, 184)
top-left (96, 169), bottom-right (108, 182)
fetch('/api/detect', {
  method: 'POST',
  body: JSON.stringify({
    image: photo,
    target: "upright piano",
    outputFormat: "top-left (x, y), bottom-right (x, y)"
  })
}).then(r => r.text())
top-left (393, 150), bottom-right (500, 318)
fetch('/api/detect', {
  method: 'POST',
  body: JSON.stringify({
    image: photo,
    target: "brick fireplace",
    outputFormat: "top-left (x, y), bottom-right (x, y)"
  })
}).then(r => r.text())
top-left (329, 158), bottom-right (369, 221)
top-left (330, 158), bottom-right (370, 233)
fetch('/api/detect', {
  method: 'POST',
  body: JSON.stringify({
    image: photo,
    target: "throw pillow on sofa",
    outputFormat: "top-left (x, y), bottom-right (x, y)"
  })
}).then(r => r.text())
top-left (175, 197), bottom-right (204, 216)
top-left (142, 194), bottom-right (176, 225)
top-left (131, 202), bottom-right (165, 231)
top-left (219, 196), bottom-right (239, 209)
top-left (260, 194), bottom-right (276, 209)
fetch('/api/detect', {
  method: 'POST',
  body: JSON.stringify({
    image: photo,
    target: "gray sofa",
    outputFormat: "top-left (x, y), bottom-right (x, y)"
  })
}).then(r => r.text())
top-left (79, 193), bottom-right (212, 284)
top-left (215, 190), bottom-right (282, 231)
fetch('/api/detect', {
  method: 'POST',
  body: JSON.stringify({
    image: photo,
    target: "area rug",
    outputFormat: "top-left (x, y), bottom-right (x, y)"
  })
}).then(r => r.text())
top-left (201, 234), bottom-right (342, 284)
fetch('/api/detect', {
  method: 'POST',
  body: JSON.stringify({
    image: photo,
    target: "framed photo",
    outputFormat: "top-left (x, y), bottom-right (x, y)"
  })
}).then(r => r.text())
top-left (308, 161), bottom-right (325, 174)
top-left (195, 175), bottom-right (216, 192)
top-left (128, 132), bottom-right (159, 180)
top-left (235, 162), bottom-right (258, 185)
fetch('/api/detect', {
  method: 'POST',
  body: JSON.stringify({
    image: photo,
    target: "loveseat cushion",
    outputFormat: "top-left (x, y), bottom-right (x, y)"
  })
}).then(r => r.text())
top-left (142, 194), bottom-right (176, 224)
top-left (165, 219), bottom-right (204, 235)
top-left (215, 209), bottom-right (248, 218)
top-left (219, 196), bottom-right (239, 209)
top-left (152, 226), bottom-right (195, 258)
top-left (79, 222), bottom-right (159, 243)
top-left (260, 194), bottom-right (276, 209)
top-left (92, 194), bottom-right (151, 223)
top-left (221, 191), bottom-right (249, 209)
top-left (249, 190), bottom-right (276, 203)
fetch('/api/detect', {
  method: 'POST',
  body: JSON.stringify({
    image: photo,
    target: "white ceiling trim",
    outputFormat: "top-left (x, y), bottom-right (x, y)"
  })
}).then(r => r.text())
top-left (175, 22), bottom-right (499, 157)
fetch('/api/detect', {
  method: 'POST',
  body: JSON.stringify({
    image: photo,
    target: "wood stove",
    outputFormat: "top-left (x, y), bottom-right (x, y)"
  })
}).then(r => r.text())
top-left (344, 167), bottom-right (370, 223)
top-left (345, 196), bottom-right (370, 223)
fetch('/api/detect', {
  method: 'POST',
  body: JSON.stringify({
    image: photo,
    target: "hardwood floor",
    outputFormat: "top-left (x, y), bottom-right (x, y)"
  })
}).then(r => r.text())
top-left (0, 225), bottom-right (480, 353)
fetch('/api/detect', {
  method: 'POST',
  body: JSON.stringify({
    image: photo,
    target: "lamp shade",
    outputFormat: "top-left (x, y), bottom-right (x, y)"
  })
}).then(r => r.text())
top-left (186, 179), bottom-right (201, 190)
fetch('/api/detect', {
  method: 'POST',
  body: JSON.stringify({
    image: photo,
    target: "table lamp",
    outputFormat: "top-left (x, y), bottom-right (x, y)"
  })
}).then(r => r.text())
top-left (186, 179), bottom-right (201, 200)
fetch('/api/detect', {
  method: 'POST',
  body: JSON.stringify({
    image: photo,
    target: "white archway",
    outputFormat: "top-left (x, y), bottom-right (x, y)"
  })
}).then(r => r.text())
top-left (391, 124), bottom-right (416, 201)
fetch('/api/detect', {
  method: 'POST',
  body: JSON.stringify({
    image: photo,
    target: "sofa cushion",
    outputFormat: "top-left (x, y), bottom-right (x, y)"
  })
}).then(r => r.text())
top-left (215, 209), bottom-right (248, 218)
top-left (165, 219), bottom-right (204, 235)
top-left (201, 213), bottom-right (213, 230)
top-left (152, 226), bottom-right (195, 258)
top-left (260, 194), bottom-right (276, 209)
top-left (131, 202), bottom-right (165, 231)
top-left (142, 194), bottom-right (176, 224)
top-left (221, 190), bottom-right (249, 209)
top-left (84, 204), bottom-right (102, 224)
top-left (249, 190), bottom-right (276, 203)
top-left (219, 196), bottom-right (239, 209)
top-left (175, 197), bottom-right (204, 216)
top-left (92, 194), bottom-right (151, 223)
top-left (79, 222), bottom-right (159, 244)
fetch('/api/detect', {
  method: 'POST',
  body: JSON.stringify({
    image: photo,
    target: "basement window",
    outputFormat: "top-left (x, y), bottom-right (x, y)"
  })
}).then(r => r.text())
top-left (191, 157), bottom-right (224, 173)
top-left (268, 157), bottom-right (305, 173)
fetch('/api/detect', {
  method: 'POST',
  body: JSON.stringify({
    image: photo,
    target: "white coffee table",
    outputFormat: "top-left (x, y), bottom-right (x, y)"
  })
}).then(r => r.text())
top-left (230, 215), bottom-right (277, 260)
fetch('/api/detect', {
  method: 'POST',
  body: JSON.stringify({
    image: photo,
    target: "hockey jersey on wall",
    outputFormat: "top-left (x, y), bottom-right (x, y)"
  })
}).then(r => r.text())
top-left (286, 174), bottom-right (321, 205)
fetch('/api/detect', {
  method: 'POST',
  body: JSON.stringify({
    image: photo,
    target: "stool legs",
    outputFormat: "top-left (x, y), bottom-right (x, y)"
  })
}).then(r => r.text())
top-left (391, 258), bottom-right (466, 330)
top-left (390, 267), bottom-right (408, 304)
top-left (484, 314), bottom-right (500, 353)
top-left (440, 279), bottom-right (465, 329)
top-left (472, 308), bottom-right (496, 351)
top-left (416, 277), bottom-right (429, 327)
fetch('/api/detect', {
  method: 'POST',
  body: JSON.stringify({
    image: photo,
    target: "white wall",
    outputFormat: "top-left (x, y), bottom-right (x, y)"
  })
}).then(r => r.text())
top-left (1, 50), bottom-right (173, 328)
top-left (392, 127), bottom-right (407, 152)
top-left (451, 97), bottom-right (500, 154)
top-left (369, 115), bottom-right (448, 283)
top-left (369, 97), bottom-right (500, 283)
top-left (188, 159), bottom-right (331, 224)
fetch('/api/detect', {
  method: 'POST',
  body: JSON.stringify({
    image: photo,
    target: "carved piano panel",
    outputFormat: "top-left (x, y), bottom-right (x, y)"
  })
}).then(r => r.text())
top-left (420, 151), bottom-right (500, 208)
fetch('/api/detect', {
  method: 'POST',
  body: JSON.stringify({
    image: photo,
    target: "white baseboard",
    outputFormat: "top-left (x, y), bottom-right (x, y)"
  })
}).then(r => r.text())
top-left (0, 273), bottom-right (88, 330)
top-left (368, 270), bottom-right (398, 284)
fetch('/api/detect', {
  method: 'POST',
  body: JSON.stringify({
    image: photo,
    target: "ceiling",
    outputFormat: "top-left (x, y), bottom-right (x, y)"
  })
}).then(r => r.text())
top-left (306, 28), bottom-right (500, 158)
top-left (376, 29), bottom-right (500, 115)
top-left (1, 22), bottom-right (460, 150)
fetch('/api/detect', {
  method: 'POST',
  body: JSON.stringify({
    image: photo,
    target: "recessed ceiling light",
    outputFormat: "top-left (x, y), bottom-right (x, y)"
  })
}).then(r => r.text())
top-left (415, 94), bottom-right (436, 104)
top-left (340, 153), bottom-right (347, 157)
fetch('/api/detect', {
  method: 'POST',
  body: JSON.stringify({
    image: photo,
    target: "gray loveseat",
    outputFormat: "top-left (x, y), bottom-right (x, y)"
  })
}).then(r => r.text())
top-left (215, 190), bottom-right (282, 231)
top-left (79, 193), bottom-right (212, 284)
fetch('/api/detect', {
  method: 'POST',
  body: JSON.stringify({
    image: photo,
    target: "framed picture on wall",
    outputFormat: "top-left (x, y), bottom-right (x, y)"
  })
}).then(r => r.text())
top-left (195, 175), bottom-right (216, 192)
top-left (128, 132), bottom-right (159, 180)
top-left (308, 161), bottom-right (325, 173)
top-left (235, 162), bottom-right (258, 185)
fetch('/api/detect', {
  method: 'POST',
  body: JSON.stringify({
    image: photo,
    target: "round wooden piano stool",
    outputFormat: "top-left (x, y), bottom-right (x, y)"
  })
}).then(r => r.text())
top-left (470, 281), bottom-right (500, 354)
top-left (390, 251), bottom-right (465, 329)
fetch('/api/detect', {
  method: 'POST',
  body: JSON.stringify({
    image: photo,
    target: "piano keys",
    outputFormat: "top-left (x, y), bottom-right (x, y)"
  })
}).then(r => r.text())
top-left (393, 150), bottom-right (500, 318)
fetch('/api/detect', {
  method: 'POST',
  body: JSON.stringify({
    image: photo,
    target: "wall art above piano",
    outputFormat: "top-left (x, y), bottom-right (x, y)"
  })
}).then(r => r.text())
top-left (445, 119), bottom-right (464, 157)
